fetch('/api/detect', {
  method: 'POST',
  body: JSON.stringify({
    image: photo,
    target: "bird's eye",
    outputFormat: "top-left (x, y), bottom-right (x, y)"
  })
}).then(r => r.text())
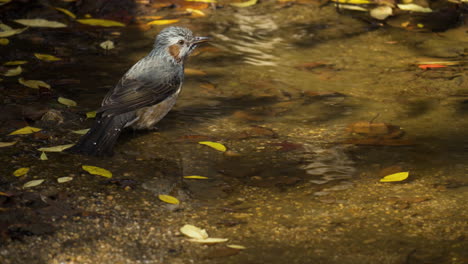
top-left (178, 39), bottom-right (185, 45)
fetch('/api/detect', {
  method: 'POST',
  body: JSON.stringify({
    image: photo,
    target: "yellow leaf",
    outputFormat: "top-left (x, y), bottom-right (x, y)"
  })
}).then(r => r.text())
top-left (0, 23), bottom-right (12, 31)
top-left (136, 16), bottom-right (163, 21)
top-left (180, 224), bottom-right (209, 239)
top-left (4, 61), bottom-right (28, 65)
top-left (84, 14), bottom-right (92, 18)
top-left (57, 177), bottom-right (73, 183)
top-left (71, 128), bottom-right (90, 135)
top-left (40, 152), bottom-right (48, 160)
top-left (0, 141), bottom-right (16, 147)
top-left (53, 7), bottom-right (76, 19)
top-left (13, 167), bottom-right (29, 177)
top-left (0, 0), bottom-right (12, 6)
top-left (397, 4), bottom-right (432, 12)
top-left (34, 53), bottom-right (61, 61)
top-left (158, 194), bottom-right (180, 204)
top-left (9, 126), bottom-right (41, 135)
top-left (76, 19), bottom-right (125, 27)
top-left (184, 175), bottom-right (209, 179)
top-left (331, 0), bottom-right (372, 4)
top-left (38, 144), bottom-right (74, 152)
top-left (198, 141), bottom-right (227, 152)
top-left (227, 244), bottom-right (246, 249)
top-left (82, 165), bottom-right (112, 178)
top-left (230, 0), bottom-right (257, 7)
top-left (0, 38), bottom-right (9, 45)
top-left (58, 97), bottom-right (77, 107)
top-left (19, 78), bottom-right (51, 89)
top-left (23, 179), bottom-right (45, 188)
top-left (147, 19), bottom-right (179, 26)
top-left (186, 8), bottom-right (206, 17)
top-left (0, 27), bottom-right (27, 37)
top-left (86, 111), bottom-right (96, 118)
top-left (185, 0), bottom-right (217, 2)
top-left (3, 66), bottom-right (22, 76)
top-left (380, 172), bottom-right (409, 182)
top-left (14, 19), bottom-right (67, 28)
top-left (100, 40), bottom-right (115, 50)
top-left (184, 68), bottom-right (207, 76)
top-left (188, 238), bottom-right (229, 243)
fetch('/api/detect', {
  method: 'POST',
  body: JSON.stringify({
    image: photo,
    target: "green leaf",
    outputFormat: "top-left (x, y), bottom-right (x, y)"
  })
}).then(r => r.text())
top-left (9, 126), bottom-right (41, 135)
top-left (3, 66), bottom-right (22, 76)
top-left (23, 179), bottom-right (45, 188)
top-left (34, 53), bottom-right (61, 62)
top-left (40, 152), bottom-right (48, 160)
top-left (380, 172), bottom-right (409, 182)
top-left (76, 19), bottom-right (125, 27)
top-left (38, 144), bottom-right (74, 152)
top-left (82, 165), bottom-right (112, 178)
top-left (0, 141), bottom-right (16, 147)
top-left (14, 19), bottom-right (67, 28)
top-left (57, 177), bottom-right (73, 183)
top-left (13, 167), bottom-right (29, 177)
top-left (58, 97), bottom-right (77, 107)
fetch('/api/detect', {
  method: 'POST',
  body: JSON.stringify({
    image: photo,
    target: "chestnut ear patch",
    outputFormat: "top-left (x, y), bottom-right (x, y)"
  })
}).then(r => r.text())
top-left (168, 44), bottom-right (182, 63)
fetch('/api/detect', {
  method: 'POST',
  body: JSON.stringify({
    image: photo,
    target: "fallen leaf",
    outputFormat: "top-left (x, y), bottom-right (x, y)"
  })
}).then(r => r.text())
top-left (158, 194), bottom-right (180, 204)
top-left (185, 0), bottom-right (217, 2)
top-left (188, 238), bottom-right (229, 243)
top-left (4, 61), bottom-right (28, 65)
top-left (23, 179), bottom-right (45, 188)
top-left (184, 175), bottom-right (209, 179)
top-left (14, 19), bottom-right (67, 28)
top-left (19, 78), bottom-right (51, 89)
top-left (0, 23), bottom-right (11, 31)
top-left (0, 38), bottom-right (9, 45)
top-left (230, 0), bottom-right (257, 7)
top-left (380, 172), bottom-right (409, 182)
top-left (38, 144), bottom-right (74, 152)
top-left (397, 4), bottom-right (432, 12)
top-left (53, 7), bottom-right (76, 19)
top-left (0, 191), bottom-right (12, 197)
top-left (186, 8), bottom-right (206, 17)
top-left (82, 165), bottom-right (112, 178)
top-left (71, 128), bottom-right (90, 135)
top-left (334, 4), bottom-right (368, 11)
top-left (0, 0), bottom-right (12, 6)
top-left (100, 40), bottom-right (115, 50)
top-left (199, 141), bottom-right (227, 152)
top-left (0, 27), bottom-right (27, 37)
top-left (40, 152), bottom-right (48, 160)
top-left (86, 111), bottom-right (96, 118)
top-left (0, 141), bottom-right (16, 147)
top-left (185, 68), bottom-right (207, 76)
top-left (34, 53), bottom-right (61, 61)
top-left (180, 224), bottom-right (209, 239)
top-left (13, 167), bottom-right (29, 177)
top-left (147, 19), bottom-right (179, 26)
top-left (332, 0), bottom-right (372, 3)
top-left (9, 126), bottom-right (41, 135)
top-left (370, 6), bottom-right (393, 20)
top-left (418, 64), bottom-right (448, 70)
top-left (57, 177), bottom-right (73, 183)
top-left (135, 16), bottom-right (163, 21)
top-left (76, 18), bottom-right (125, 27)
top-left (58, 97), bottom-right (77, 107)
top-left (227, 244), bottom-right (246, 249)
top-left (3, 66), bottom-right (22, 76)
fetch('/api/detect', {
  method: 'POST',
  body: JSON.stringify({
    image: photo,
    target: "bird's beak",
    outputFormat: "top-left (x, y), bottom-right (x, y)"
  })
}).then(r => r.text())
top-left (191, 36), bottom-right (211, 45)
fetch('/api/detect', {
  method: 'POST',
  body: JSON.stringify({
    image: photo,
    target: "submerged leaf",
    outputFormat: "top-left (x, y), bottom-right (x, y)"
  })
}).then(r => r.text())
top-left (76, 19), bottom-right (125, 27)
top-left (397, 4), bottom-right (432, 12)
top-left (198, 141), bottom-right (227, 152)
top-left (180, 224), bottom-right (209, 239)
top-left (40, 152), bottom-right (48, 160)
top-left (158, 194), bottom-right (180, 204)
top-left (71, 128), bottom-right (90, 135)
top-left (13, 167), bottom-right (29, 177)
top-left (0, 141), bottom-right (16, 147)
top-left (57, 177), bottom-right (73, 183)
top-left (147, 19), bottom-right (179, 26)
top-left (53, 7), bottom-right (76, 19)
top-left (82, 165), bottom-right (112, 178)
top-left (0, 27), bottom-right (27, 37)
top-left (3, 66), bottom-right (22, 76)
top-left (227, 244), bottom-right (246, 249)
top-left (23, 179), bottom-right (45, 188)
top-left (34, 53), bottom-right (61, 61)
top-left (186, 8), bottom-right (206, 17)
top-left (185, 0), bottom-right (217, 2)
top-left (185, 68), bottom-right (207, 76)
top-left (331, 0), bottom-right (372, 3)
top-left (230, 0), bottom-right (257, 7)
top-left (188, 238), bottom-right (229, 243)
top-left (19, 78), bottom-right (51, 89)
top-left (100, 40), bottom-right (115, 50)
top-left (86, 111), bottom-right (96, 118)
top-left (14, 19), bottom-right (67, 28)
top-left (4, 60), bottom-right (28, 65)
top-left (38, 144), bottom-right (74, 152)
top-left (0, 38), bottom-right (9, 45)
top-left (184, 175), bottom-right (209, 179)
top-left (9, 126), bottom-right (41, 135)
top-left (58, 97), bottom-right (77, 107)
top-left (380, 172), bottom-right (409, 182)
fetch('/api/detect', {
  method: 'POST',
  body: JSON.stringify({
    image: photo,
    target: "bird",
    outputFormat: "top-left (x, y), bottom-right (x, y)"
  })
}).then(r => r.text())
top-left (67, 27), bottom-right (210, 156)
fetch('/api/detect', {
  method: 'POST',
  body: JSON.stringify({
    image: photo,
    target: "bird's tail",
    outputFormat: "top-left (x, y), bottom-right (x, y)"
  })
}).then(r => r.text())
top-left (67, 115), bottom-right (126, 156)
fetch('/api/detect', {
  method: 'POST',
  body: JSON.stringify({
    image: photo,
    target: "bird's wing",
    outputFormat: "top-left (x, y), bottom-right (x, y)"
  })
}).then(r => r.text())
top-left (98, 75), bottom-right (181, 117)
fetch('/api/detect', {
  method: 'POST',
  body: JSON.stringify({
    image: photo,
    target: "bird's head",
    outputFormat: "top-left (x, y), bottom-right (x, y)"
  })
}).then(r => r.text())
top-left (154, 26), bottom-right (210, 64)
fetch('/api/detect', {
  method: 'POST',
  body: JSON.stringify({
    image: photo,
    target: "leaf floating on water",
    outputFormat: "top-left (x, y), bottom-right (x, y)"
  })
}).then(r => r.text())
top-left (380, 172), bottom-right (409, 182)
top-left (23, 179), bottom-right (45, 188)
top-left (76, 19), bottom-right (125, 27)
top-left (0, 27), bottom-right (27, 37)
top-left (9, 126), bottom-right (41, 135)
top-left (188, 238), bottom-right (229, 244)
top-left (147, 19), bottom-right (179, 26)
top-left (227, 244), bottom-right (246, 250)
top-left (86, 111), bottom-right (96, 118)
top-left (198, 141), bottom-right (227, 152)
top-left (13, 167), bottom-right (29, 177)
top-left (184, 175), bottom-right (209, 179)
top-left (397, 4), bottom-right (432, 12)
top-left (0, 141), bottom-right (16, 147)
top-left (34, 53), bottom-right (61, 61)
top-left (82, 165), bottom-right (112, 178)
top-left (230, 0), bottom-right (257, 7)
top-left (100, 40), bottom-right (115, 50)
top-left (58, 97), bottom-right (77, 107)
top-left (53, 7), bottom-right (76, 19)
top-left (180, 224), bottom-right (209, 239)
top-left (3, 66), bottom-right (22, 76)
top-left (40, 152), bottom-right (48, 160)
top-left (4, 61), bottom-right (28, 65)
top-left (38, 144), bottom-right (74, 152)
top-left (158, 194), bottom-right (180, 204)
top-left (57, 177), bottom-right (73, 183)
top-left (14, 19), bottom-right (67, 28)
top-left (71, 128), bottom-right (90, 135)
top-left (19, 78), bottom-right (51, 89)
top-left (0, 38), bottom-right (9, 45)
